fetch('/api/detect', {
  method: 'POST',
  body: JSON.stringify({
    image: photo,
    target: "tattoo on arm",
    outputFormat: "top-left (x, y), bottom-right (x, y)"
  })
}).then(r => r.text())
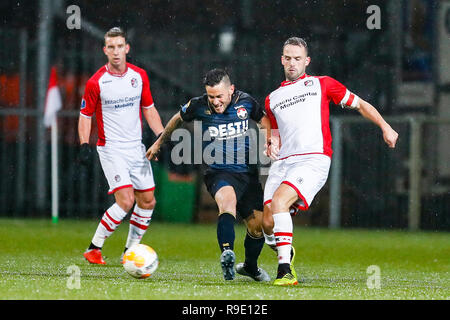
top-left (159, 113), bottom-right (183, 144)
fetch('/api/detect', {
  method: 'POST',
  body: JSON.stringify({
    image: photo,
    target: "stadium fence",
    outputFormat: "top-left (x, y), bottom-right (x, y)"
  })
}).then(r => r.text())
top-left (0, 108), bottom-right (448, 231)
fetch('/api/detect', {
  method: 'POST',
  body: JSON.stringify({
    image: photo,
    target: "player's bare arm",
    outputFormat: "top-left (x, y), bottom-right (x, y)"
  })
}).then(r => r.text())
top-left (356, 98), bottom-right (399, 148)
top-left (77, 115), bottom-right (94, 166)
top-left (258, 115), bottom-right (279, 160)
top-left (142, 107), bottom-right (164, 136)
top-left (146, 111), bottom-right (183, 161)
top-left (258, 115), bottom-right (271, 157)
top-left (258, 115), bottom-right (271, 145)
top-left (78, 115), bottom-right (92, 144)
top-left (267, 132), bottom-right (281, 160)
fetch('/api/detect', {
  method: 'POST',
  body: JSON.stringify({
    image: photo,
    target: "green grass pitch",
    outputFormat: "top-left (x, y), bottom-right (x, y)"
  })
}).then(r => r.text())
top-left (0, 218), bottom-right (448, 300)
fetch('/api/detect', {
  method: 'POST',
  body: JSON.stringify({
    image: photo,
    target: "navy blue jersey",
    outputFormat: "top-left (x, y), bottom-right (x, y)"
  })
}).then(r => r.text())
top-left (180, 90), bottom-right (264, 173)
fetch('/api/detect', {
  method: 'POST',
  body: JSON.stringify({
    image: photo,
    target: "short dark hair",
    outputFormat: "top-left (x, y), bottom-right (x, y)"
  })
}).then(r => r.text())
top-left (104, 27), bottom-right (127, 44)
top-left (283, 37), bottom-right (308, 55)
top-left (203, 68), bottom-right (231, 87)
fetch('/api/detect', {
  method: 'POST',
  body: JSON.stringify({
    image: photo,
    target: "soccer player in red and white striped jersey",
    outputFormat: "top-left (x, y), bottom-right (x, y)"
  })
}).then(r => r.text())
top-left (78, 27), bottom-right (164, 264)
top-left (262, 37), bottom-right (398, 285)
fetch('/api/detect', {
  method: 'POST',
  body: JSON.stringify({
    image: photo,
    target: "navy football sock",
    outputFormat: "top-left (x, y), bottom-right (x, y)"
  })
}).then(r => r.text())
top-left (244, 231), bottom-right (264, 274)
top-left (217, 212), bottom-right (236, 252)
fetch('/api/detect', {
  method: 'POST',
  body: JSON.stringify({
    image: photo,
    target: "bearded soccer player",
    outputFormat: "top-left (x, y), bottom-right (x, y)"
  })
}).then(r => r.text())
top-left (147, 69), bottom-right (271, 282)
top-left (78, 27), bottom-right (164, 264)
top-left (262, 37), bottom-right (399, 285)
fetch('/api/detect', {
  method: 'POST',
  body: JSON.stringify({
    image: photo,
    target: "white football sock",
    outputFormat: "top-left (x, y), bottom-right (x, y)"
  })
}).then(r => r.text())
top-left (125, 205), bottom-right (154, 249)
top-left (91, 203), bottom-right (128, 248)
top-left (273, 212), bottom-right (293, 265)
top-left (263, 230), bottom-right (276, 248)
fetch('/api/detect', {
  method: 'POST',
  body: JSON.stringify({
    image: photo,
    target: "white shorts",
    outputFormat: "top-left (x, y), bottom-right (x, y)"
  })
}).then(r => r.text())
top-left (263, 154), bottom-right (331, 211)
top-left (97, 143), bottom-right (155, 195)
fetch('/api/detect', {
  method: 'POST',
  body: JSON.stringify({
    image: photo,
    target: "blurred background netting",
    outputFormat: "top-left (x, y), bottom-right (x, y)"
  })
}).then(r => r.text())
top-left (0, 0), bottom-right (448, 230)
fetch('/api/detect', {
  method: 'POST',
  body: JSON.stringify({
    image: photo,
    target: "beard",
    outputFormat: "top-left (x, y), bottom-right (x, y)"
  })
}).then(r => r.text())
top-left (213, 105), bottom-right (226, 113)
top-left (285, 69), bottom-right (302, 81)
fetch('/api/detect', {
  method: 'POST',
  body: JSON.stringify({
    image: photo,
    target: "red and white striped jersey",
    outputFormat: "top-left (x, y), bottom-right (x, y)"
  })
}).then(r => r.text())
top-left (80, 63), bottom-right (154, 146)
top-left (265, 74), bottom-right (359, 159)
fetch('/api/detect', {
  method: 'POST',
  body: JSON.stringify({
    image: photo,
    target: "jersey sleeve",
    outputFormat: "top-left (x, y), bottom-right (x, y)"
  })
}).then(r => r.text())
top-left (249, 96), bottom-right (265, 123)
top-left (264, 95), bottom-right (278, 129)
top-left (179, 99), bottom-right (197, 122)
top-left (321, 76), bottom-right (359, 109)
top-left (140, 70), bottom-right (154, 109)
top-left (80, 79), bottom-right (100, 118)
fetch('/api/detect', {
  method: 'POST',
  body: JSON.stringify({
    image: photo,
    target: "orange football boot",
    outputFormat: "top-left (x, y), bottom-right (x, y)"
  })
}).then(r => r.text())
top-left (83, 249), bottom-right (106, 265)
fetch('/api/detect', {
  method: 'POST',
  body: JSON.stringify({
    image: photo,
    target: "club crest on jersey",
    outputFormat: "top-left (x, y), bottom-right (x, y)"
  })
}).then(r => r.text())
top-left (304, 80), bottom-right (313, 86)
top-left (236, 107), bottom-right (248, 120)
top-left (131, 78), bottom-right (138, 88)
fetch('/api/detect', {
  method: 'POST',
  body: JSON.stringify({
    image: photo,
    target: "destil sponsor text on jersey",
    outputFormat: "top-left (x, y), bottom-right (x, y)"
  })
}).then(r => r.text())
top-left (207, 120), bottom-right (249, 139)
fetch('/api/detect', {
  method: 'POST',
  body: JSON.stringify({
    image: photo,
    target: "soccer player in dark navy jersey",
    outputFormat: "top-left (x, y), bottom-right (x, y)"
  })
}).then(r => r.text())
top-left (147, 69), bottom-right (272, 281)
top-left (180, 90), bottom-right (259, 174)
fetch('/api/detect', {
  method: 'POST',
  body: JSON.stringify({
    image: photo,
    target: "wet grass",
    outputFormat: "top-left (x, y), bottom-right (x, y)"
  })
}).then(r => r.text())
top-left (0, 219), bottom-right (448, 300)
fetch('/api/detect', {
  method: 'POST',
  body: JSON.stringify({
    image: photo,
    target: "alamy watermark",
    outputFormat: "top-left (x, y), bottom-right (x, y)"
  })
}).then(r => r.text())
top-left (66, 265), bottom-right (81, 289)
top-left (366, 265), bottom-right (381, 289)
top-left (366, 5), bottom-right (381, 30)
top-left (168, 123), bottom-right (275, 175)
top-left (65, 4), bottom-right (381, 32)
top-left (66, 5), bottom-right (81, 30)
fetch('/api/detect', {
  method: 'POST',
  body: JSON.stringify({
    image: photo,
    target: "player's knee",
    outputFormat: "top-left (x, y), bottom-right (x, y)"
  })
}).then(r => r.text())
top-left (216, 198), bottom-right (236, 214)
top-left (136, 194), bottom-right (156, 210)
top-left (140, 197), bottom-right (156, 210)
top-left (115, 188), bottom-right (135, 212)
top-left (271, 196), bottom-right (290, 214)
top-left (118, 197), bottom-right (135, 212)
top-left (215, 187), bottom-right (237, 212)
top-left (247, 225), bottom-right (263, 238)
top-left (149, 197), bottom-right (156, 209)
top-left (262, 214), bottom-right (274, 234)
top-left (244, 212), bottom-right (264, 238)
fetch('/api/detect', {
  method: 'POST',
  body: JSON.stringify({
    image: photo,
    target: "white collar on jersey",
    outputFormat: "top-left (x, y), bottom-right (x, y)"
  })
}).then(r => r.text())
top-left (105, 63), bottom-right (129, 77)
top-left (280, 73), bottom-right (308, 87)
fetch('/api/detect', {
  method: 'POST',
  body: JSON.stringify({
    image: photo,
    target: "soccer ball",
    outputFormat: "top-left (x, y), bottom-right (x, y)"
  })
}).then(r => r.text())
top-left (123, 244), bottom-right (159, 279)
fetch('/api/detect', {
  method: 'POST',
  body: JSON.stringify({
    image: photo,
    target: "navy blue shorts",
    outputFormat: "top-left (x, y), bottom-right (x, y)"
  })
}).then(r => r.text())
top-left (204, 171), bottom-right (264, 220)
